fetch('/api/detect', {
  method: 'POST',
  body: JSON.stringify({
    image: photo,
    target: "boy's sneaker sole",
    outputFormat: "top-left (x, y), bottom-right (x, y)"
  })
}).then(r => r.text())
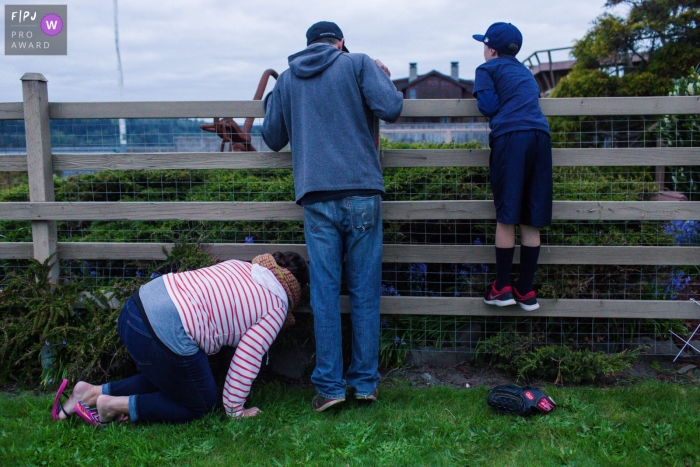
top-left (517, 301), bottom-right (540, 311)
top-left (312, 394), bottom-right (345, 412)
top-left (484, 296), bottom-right (516, 306)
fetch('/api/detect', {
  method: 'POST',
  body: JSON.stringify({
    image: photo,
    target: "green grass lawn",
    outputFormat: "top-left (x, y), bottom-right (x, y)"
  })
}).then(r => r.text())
top-left (1, 381), bottom-right (698, 466)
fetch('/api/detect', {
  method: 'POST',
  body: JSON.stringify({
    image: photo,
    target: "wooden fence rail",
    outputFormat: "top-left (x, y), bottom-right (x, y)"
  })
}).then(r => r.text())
top-left (2, 95), bottom-right (700, 120)
top-left (0, 148), bottom-right (698, 172)
top-left (0, 73), bottom-right (698, 318)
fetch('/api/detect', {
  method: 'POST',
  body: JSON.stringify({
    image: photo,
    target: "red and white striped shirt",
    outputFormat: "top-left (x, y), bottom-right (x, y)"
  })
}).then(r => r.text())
top-left (163, 260), bottom-right (287, 417)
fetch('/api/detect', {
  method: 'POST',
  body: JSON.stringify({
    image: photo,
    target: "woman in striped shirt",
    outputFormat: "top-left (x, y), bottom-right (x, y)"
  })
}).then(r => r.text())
top-left (53, 252), bottom-right (308, 425)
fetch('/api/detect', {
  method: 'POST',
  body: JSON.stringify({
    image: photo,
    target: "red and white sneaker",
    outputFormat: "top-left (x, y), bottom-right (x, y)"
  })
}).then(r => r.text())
top-left (483, 281), bottom-right (516, 306)
top-left (513, 287), bottom-right (540, 311)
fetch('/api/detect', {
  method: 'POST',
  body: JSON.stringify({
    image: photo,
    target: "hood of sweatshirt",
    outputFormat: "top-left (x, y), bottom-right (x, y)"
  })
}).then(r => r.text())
top-left (288, 44), bottom-right (344, 79)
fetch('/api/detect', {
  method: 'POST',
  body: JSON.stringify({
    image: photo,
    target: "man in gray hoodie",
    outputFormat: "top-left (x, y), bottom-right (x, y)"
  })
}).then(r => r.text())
top-left (262, 21), bottom-right (403, 412)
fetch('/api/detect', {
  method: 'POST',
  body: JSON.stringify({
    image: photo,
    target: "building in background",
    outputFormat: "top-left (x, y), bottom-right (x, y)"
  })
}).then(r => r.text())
top-left (384, 62), bottom-right (488, 145)
top-left (391, 62), bottom-right (475, 123)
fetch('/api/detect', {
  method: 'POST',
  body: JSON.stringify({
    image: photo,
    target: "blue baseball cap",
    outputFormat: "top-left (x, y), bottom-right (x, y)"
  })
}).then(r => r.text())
top-left (306, 21), bottom-right (349, 52)
top-left (473, 22), bottom-right (522, 55)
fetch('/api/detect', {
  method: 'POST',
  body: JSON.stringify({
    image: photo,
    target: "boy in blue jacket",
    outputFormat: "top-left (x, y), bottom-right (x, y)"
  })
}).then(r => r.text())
top-left (472, 22), bottom-right (552, 311)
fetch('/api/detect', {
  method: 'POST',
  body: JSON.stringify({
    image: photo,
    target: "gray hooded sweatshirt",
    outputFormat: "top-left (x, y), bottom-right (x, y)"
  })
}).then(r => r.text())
top-left (262, 44), bottom-right (403, 204)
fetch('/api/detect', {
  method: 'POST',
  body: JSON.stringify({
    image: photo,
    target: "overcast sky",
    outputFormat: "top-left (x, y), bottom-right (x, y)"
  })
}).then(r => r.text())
top-left (0, 0), bottom-right (627, 103)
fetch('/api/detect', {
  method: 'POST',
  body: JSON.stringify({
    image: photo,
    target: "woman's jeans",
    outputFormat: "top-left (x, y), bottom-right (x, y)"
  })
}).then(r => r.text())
top-left (103, 298), bottom-right (220, 423)
top-left (304, 195), bottom-right (382, 399)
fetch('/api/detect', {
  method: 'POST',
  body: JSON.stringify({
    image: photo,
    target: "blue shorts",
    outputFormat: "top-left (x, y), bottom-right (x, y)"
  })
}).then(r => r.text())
top-left (489, 130), bottom-right (552, 227)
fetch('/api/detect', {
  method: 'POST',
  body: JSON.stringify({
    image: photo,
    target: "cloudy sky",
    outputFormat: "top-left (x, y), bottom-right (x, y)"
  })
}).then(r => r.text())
top-left (0, 0), bottom-right (627, 103)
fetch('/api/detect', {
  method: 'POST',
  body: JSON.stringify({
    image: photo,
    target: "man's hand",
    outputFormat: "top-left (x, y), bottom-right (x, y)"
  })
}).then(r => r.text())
top-left (374, 59), bottom-right (391, 77)
top-left (238, 407), bottom-right (261, 418)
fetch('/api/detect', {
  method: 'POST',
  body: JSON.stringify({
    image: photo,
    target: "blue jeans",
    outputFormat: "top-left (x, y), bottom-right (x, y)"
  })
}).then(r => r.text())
top-left (103, 298), bottom-right (220, 423)
top-left (304, 195), bottom-right (382, 398)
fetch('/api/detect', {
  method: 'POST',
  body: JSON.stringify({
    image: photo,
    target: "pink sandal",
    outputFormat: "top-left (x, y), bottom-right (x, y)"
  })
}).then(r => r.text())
top-left (51, 379), bottom-right (70, 422)
top-left (75, 401), bottom-right (104, 427)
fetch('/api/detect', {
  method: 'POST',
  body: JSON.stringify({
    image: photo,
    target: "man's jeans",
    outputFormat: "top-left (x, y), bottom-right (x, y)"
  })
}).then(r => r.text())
top-left (304, 195), bottom-right (382, 398)
top-left (103, 298), bottom-right (220, 423)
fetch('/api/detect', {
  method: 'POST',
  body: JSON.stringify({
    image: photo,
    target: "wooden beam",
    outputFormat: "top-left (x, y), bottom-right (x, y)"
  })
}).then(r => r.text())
top-left (55, 242), bottom-right (309, 261)
top-left (0, 242), bottom-right (33, 259)
top-left (6, 147), bottom-right (688, 173)
top-left (0, 155), bottom-right (29, 171)
top-left (382, 147), bottom-right (700, 168)
top-left (382, 245), bottom-right (700, 266)
top-left (48, 101), bottom-right (266, 119)
top-left (43, 243), bottom-right (700, 266)
top-left (1, 96), bottom-right (693, 121)
top-left (51, 152), bottom-right (293, 171)
top-left (399, 97), bottom-right (700, 117)
top-left (400, 99), bottom-right (480, 118)
top-left (0, 201), bottom-right (304, 221)
top-left (0, 102), bottom-right (23, 120)
top-left (539, 96), bottom-right (700, 117)
top-left (22, 73), bottom-right (58, 283)
top-left (297, 296), bottom-right (700, 319)
top-left (0, 200), bottom-right (698, 221)
top-left (384, 200), bottom-right (700, 221)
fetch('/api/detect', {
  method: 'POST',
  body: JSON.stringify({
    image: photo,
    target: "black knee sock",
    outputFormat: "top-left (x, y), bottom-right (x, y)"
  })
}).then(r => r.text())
top-left (516, 245), bottom-right (541, 294)
top-left (495, 247), bottom-right (515, 290)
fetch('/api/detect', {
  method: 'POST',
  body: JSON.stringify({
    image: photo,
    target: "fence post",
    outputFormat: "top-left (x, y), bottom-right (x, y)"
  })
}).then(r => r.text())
top-left (21, 73), bottom-right (59, 284)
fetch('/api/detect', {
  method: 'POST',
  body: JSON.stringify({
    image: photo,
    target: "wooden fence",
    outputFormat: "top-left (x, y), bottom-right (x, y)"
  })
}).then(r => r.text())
top-left (1, 73), bottom-right (699, 319)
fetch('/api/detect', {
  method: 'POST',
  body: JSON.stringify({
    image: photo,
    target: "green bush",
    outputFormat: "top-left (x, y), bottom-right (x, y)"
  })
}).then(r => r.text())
top-left (0, 242), bottom-right (220, 386)
top-left (0, 258), bottom-right (135, 386)
top-left (477, 333), bottom-right (641, 384)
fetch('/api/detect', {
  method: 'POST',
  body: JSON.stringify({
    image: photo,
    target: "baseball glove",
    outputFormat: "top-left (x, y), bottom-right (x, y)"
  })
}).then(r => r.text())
top-left (486, 384), bottom-right (556, 416)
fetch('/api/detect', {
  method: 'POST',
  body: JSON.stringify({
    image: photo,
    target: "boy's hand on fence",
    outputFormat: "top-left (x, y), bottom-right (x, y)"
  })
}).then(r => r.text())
top-left (238, 407), bottom-right (261, 418)
top-left (374, 59), bottom-right (391, 77)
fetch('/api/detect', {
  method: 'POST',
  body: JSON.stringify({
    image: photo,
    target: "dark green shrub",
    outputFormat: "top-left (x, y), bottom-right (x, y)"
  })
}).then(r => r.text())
top-left (0, 242), bottom-right (218, 386)
top-left (477, 333), bottom-right (641, 384)
top-left (0, 258), bottom-right (135, 386)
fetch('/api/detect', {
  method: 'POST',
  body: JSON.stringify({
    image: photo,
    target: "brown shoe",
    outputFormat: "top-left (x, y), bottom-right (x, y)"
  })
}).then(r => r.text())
top-left (355, 388), bottom-right (378, 401)
top-left (312, 393), bottom-right (345, 412)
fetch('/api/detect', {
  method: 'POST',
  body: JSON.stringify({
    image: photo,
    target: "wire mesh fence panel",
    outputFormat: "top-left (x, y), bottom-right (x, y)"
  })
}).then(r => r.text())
top-left (378, 315), bottom-right (690, 359)
top-left (1, 112), bottom-right (698, 357)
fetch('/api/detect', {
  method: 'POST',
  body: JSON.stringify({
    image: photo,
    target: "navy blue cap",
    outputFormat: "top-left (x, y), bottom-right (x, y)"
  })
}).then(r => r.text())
top-left (473, 22), bottom-right (522, 55)
top-left (306, 21), bottom-right (349, 52)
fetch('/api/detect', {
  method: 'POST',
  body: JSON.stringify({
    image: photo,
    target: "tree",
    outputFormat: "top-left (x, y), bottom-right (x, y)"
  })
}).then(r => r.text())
top-left (551, 0), bottom-right (700, 98)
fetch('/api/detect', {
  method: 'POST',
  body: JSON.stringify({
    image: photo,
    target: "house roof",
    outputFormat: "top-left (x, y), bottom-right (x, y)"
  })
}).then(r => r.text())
top-left (528, 59), bottom-right (577, 76)
top-left (393, 70), bottom-right (474, 93)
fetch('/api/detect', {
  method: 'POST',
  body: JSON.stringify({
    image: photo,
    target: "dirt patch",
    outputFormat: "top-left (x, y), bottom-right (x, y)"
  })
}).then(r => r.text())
top-left (380, 357), bottom-right (700, 389)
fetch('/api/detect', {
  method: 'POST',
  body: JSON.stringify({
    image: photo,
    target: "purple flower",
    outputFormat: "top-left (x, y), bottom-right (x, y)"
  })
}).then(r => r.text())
top-left (381, 284), bottom-right (400, 296)
top-left (665, 220), bottom-right (699, 245)
top-left (408, 263), bottom-right (428, 294)
top-left (664, 271), bottom-right (691, 299)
